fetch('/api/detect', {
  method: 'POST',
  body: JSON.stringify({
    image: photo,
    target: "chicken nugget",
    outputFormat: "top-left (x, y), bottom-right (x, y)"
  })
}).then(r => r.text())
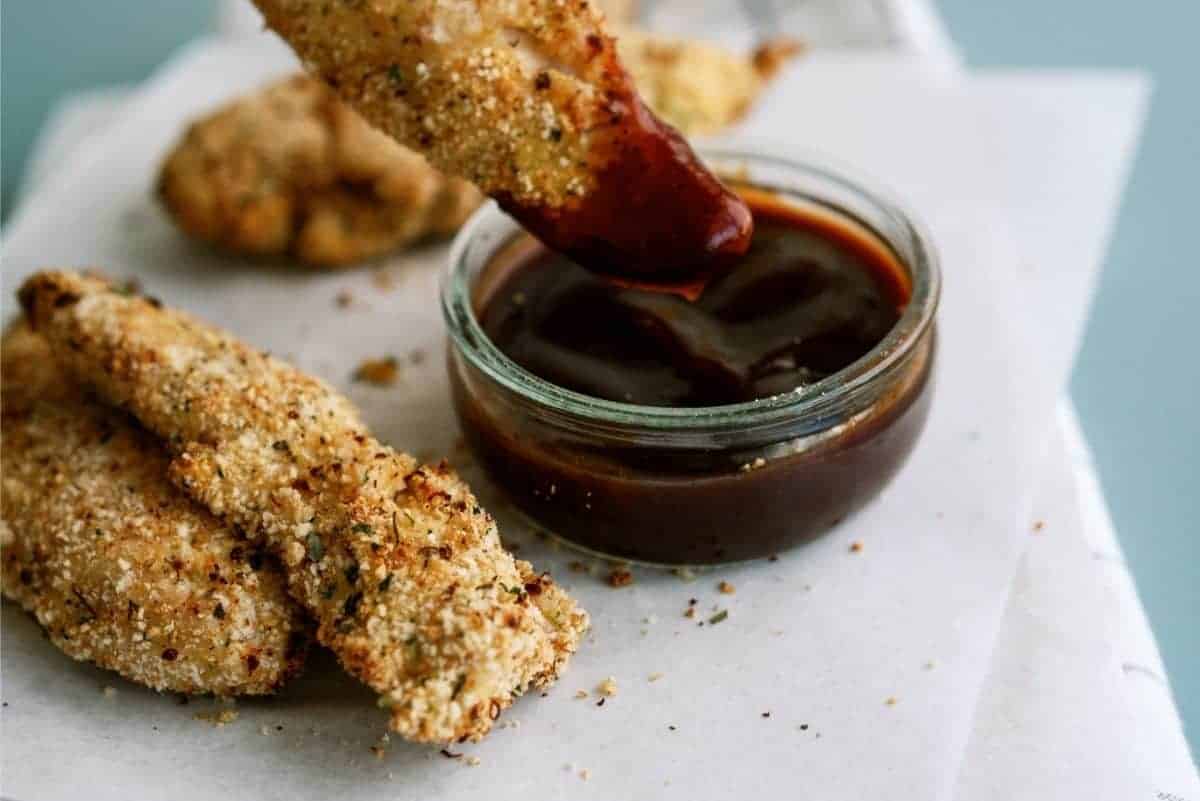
top-left (20, 271), bottom-right (588, 744)
top-left (1, 319), bottom-right (311, 695)
top-left (158, 74), bottom-right (482, 267)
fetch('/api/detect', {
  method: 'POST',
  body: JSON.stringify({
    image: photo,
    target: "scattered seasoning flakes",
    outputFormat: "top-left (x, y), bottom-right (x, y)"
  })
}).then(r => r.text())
top-left (194, 709), bottom-right (239, 727)
top-left (849, 541), bottom-right (864, 553)
top-left (306, 532), bottom-right (324, 562)
top-left (885, 696), bottom-right (897, 707)
top-left (465, 756), bottom-right (481, 767)
top-left (648, 672), bottom-right (664, 682)
top-left (579, 768), bottom-right (591, 781)
top-left (597, 677), bottom-right (618, 697)
top-left (408, 349), bottom-right (427, 366)
top-left (708, 609), bottom-right (729, 625)
top-left (102, 686), bottom-right (117, 698)
top-left (1032, 520), bottom-right (1045, 533)
top-left (574, 690), bottom-right (589, 700)
top-left (606, 568), bottom-right (634, 588)
top-left (372, 266), bottom-right (399, 291)
top-left (718, 580), bottom-right (736, 595)
top-left (673, 567), bottom-right (697, 582)
top-left (762, 711), bottom-right (771, 718)
top-left (370, 736), bottom-right (389, 760)
top-left (668, 725), bottom-right (677, 731)
top-left (440, 749), bottom-right (463, 760)
top-left (924, 660), bottom-right (936, 671)
top-left (799, 724), bottom-right (809, 731)
top-left (353, 357), bottom-right (400, 386)
top-left (683, 607), bottom-right (696, 619)
top-left (595, 697), bottom-right (606, 707)
top-left (335, 290), bottom-right (354, 308)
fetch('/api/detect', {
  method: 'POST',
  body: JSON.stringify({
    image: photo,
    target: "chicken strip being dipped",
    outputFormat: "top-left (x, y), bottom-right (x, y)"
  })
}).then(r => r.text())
top-left (1, 319), bottom-right (311, 695)
top-left (19, 271), bottom-right (588, 744)
top-left (250, 0), bottom-right (753, 285)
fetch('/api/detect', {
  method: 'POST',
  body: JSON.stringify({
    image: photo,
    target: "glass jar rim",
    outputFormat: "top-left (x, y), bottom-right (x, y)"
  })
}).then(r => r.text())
top-left (441, 146), bottom-right (941, 434)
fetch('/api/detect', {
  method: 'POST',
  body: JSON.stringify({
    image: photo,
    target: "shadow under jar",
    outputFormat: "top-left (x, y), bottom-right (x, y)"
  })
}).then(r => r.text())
top-left (443, 150), bottom-right (940, 566)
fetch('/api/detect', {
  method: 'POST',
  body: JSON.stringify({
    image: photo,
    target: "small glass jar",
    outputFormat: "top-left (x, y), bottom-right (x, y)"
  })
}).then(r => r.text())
top-left (442, 150), bottom-right (940, 566)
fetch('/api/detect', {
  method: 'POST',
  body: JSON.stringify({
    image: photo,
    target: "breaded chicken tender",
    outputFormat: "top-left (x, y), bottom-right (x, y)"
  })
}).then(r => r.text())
top-left (0, 319), bottom-right (310, 695)
top-left (619, 33), bottom-right (802, 136)
top-left (251, 0), bottom-right (752, 283)
top-left (158, 74), bottom-right (482, 267)
top-left (20, 271), bottom-right (588, 744)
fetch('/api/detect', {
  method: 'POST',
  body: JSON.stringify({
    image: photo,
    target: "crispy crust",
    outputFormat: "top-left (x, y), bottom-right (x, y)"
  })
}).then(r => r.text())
top-left (158, 74), bottom-right (482, 267)
top-left (1, 319), bottom-right (310, 695)
top-left (619, 32), bottom-right (802, 136)
top-left (20, 271), bottom-right (588, 744)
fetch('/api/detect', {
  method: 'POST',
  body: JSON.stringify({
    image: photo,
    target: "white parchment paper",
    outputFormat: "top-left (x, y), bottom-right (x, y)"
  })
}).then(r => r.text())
top-left (0, 40), bottom-right (1164, 800)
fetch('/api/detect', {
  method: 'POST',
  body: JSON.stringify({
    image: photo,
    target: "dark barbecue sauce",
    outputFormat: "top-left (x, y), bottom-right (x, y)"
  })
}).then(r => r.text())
top-left (479, 188), bottom-right (910, 406)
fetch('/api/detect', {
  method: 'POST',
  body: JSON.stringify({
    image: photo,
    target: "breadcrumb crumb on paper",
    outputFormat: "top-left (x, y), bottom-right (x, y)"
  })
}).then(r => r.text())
top-left (353, 356), bottom-right (400, 386)
top-left (20, 271), bottom-right (588, 745)
top-left (194, 708), bottom-right (240, 727)
top-left (606, 569), bottom-right (634, 588)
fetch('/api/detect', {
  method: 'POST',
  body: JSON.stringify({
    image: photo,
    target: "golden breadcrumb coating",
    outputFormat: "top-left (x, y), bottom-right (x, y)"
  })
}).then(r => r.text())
top-left (619, 33), bottom-right (802, 136)
top-left (158, 74), bottom-right (482, 267)
top-left (20, 271), bottom-right (588, 744)
top-left (0, 319), bottom-right (310, 695)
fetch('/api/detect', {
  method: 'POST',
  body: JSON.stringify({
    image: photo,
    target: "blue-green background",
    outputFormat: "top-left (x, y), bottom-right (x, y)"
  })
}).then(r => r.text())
top-left (2, 1), bottom-right (1196, 758)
